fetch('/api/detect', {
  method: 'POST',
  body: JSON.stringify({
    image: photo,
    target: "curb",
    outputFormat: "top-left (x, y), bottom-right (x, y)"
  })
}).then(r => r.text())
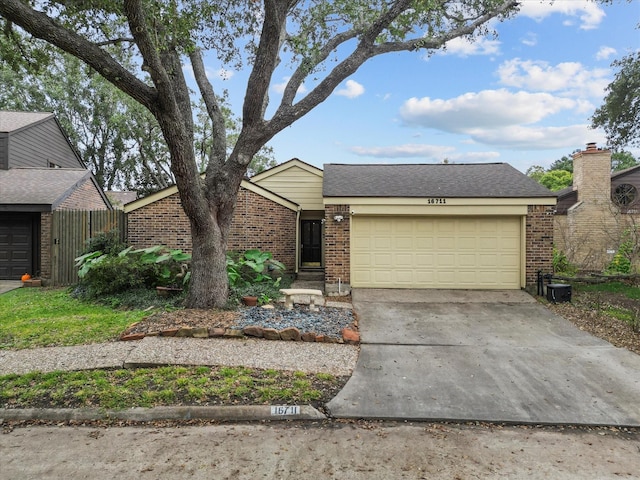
top-left (0, 405), bottom-right (327, 423)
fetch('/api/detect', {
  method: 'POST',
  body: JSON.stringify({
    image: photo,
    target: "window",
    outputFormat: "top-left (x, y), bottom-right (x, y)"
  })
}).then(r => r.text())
top-left (612, 184), bottom-right (638, 206)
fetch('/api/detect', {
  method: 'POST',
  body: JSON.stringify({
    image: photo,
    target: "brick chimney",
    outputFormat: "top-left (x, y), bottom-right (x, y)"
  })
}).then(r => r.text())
top-left (572, 142), bottom-right (611, 204)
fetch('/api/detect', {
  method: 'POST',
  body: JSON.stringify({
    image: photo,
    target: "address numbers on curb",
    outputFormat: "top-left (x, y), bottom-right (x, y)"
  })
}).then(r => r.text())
top-left (271, 405), bottom-right (301, 416)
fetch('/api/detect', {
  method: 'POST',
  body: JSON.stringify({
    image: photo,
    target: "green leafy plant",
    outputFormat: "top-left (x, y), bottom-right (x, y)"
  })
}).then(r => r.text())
top-left (606, 232), bottom-right (635, 275)
top-left (552, 247), bottom-right (577, 275)
top-left (227, 249), bottom-right (284, 288)
top-left (75, 245), bottom-right (191, 297)
top-left (226, 249), bottom-right (288, 306)
top-left (81, 229), bottom-right (127, 256)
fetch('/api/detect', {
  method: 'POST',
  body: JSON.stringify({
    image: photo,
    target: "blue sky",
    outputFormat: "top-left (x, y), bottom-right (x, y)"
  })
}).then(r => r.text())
top-left (202, 1), bottom-right (639, 174)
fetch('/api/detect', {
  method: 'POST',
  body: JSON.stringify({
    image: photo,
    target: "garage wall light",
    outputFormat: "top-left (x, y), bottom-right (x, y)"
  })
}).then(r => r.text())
top-left (333, 215), bottom-right (344, 222)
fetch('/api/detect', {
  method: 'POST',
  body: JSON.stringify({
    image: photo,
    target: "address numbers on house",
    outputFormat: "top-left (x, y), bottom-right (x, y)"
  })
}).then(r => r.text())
top-left (427, 198), bottom-right (446, 204)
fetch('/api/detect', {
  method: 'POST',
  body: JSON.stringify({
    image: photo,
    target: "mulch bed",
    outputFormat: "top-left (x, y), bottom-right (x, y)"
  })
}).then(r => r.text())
top-left (546, 291), bottom-right (640, 355)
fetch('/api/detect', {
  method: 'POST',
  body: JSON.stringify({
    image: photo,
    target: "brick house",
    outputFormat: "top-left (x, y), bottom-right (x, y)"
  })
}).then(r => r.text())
top-left (0, 111), bottom-right (111, 281)
top-left (125, 179), bottom-right (299, 272)
top-left (554, 143), bottom-right (640, 271)
top-left (128, 158), bottom-right (556, 293)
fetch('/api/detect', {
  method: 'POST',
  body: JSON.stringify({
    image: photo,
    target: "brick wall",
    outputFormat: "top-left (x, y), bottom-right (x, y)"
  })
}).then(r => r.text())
top-left (324, 205), bottom-right (350, 291)
top-left (57, 178), bottom-right (109, 210)
top-left (554, 145), bottom-right (627, 270)
top-left (127, 187), bottom-right (297, 271)
top-left (525, 205), bottom-right (555, 284)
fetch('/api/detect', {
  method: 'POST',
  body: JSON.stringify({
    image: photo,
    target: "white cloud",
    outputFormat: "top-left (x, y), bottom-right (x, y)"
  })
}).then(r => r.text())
top-left (496, 59), bottom-right (610, 98)
top-left (400, 89), bottom-right (576, 132)
top-left (521, 32), bottom-right (537, 47)
top-left (350, 144), bottom-right (454, 159)
top-left (272, 77), bottom-right (307, 95)
top-left (518, 0), bottom-right (606, 30)
top-left (439, 36), bottom-right (501, 57)
top-left (596, 46), bottom-right (617, 61)
top-left (335, 80), bottom-right (365, 99)
top-left (467, 124), bottom-right (606, 150)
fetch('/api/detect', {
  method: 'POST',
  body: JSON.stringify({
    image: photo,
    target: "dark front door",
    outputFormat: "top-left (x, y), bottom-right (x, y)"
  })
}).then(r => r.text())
top-left (301, 220), bottom-right (322, 266)
top-left (0, 214), bottom-right (34, 279)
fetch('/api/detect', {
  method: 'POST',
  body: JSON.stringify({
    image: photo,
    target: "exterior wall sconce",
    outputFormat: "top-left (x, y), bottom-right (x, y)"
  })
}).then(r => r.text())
top-left (333, 215), bottom-right (344, 223)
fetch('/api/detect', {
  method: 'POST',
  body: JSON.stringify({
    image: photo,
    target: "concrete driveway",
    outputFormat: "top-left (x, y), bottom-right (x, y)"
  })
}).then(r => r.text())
top-left (328, 289), bottom-right (640, 426)
top-left (0, 281), bottom-right (21, 295)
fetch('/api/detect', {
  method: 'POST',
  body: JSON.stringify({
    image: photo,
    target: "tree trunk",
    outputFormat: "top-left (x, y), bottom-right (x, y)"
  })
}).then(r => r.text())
top-left (186, 214), bottom-right (229, 308)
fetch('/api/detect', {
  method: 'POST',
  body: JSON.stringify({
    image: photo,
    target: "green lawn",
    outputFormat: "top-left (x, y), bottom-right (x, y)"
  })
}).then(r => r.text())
top-left (574, 281), bottom-right (640, 299)
top-left (0, 288), bottom-right (148, 350)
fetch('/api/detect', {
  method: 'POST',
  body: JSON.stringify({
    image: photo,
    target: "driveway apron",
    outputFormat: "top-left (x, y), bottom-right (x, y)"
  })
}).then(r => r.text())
top-left (327, 289), bottom-right (640, 425)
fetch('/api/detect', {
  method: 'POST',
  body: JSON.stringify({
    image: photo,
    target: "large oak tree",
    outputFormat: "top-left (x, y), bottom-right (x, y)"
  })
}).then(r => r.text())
top-left (0, 0), bottom-right (519, 308)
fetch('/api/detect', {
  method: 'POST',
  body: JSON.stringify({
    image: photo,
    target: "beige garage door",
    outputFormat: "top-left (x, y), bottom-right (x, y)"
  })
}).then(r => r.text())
top-left (351, 216), bottom-right (521, 289)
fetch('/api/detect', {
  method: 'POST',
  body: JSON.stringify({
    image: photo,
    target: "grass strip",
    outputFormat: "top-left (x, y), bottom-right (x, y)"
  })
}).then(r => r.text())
top-left (0, 366), bottom-right (343, 410)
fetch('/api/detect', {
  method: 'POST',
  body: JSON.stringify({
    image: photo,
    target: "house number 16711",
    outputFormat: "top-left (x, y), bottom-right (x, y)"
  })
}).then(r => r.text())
top-left (271, 405), bottom-right (300, 416)
top-left (427, 198), bottom-right (446, 204)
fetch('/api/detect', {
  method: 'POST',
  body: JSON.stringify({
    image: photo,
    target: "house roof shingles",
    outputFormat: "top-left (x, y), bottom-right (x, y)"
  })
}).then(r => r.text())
top-left (0, 167), bottom-right (91, 206)
top-left (0, 111), bottom-right (53, 133)
top-left (323, 163), bottom-right (555, 198)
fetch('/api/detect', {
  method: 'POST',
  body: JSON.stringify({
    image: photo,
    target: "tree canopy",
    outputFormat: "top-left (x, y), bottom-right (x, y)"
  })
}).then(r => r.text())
top-left (0, 0), bottom-right (521, 308)
top-left (591, 51), bottom-right (640, 149)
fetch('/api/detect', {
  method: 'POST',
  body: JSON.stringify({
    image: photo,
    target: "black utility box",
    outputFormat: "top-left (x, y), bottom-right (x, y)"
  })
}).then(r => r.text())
top-left (547, 284), bottom-right (572, 303)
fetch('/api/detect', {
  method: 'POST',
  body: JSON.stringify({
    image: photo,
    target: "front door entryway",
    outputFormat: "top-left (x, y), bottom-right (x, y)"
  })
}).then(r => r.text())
top-left (301, 220), bottom-right (322, 267)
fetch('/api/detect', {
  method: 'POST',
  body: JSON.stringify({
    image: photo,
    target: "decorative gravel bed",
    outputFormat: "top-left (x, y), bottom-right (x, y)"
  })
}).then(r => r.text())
top-left (120, 304), bottom-right (359, 343)
top-left (237, 306), bottom-right (355, 338)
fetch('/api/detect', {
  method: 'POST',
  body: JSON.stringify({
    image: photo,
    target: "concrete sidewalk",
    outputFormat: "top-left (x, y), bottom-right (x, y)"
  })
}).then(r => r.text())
top-left (0, 336), bottom-right (358, 377)
top-left (328, 289), bottom-right (640, 426)
top-left (0, 280), bottom-right (22, 295)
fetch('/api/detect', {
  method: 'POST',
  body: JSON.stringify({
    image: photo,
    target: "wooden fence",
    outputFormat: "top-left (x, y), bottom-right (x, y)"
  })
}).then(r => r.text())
top-left (51, 210), bottom-right (127, 286)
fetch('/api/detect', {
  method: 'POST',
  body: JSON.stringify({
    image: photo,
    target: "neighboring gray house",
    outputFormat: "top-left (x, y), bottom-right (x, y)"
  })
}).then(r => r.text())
top-left (0, 111), bottom-right (111, 281)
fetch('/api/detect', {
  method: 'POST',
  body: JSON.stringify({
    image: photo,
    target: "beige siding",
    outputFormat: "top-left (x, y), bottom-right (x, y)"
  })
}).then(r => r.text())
top-left (253, 165), bottom-right (323, 211)
top-left (351, 216), bottom-right (521, 289)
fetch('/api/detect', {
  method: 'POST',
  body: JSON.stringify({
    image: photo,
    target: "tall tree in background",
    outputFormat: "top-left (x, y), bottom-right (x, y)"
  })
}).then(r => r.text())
top-left (0, 0), bottom-right (520, 308)
top-left (1, 35), bottom-right (275, 194)
top-left (0, 35), bottom-right (174, 195)
top-left (592, 52), bottom-right (640, 149)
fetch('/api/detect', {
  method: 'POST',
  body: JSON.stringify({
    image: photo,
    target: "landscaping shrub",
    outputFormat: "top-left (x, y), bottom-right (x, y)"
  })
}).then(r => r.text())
top-left (553, 247), bottom-right (577, 275)
top-left (81, 229), bottom-right (127, 256)
top-left (227, 249), bottom-right (288, 305)
top-left (606, 235), bottom-right (634, 275)
top-left (75, 245), bottom-right (191, 298)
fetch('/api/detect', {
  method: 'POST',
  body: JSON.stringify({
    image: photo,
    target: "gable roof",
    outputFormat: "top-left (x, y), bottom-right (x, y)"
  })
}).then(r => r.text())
top-left (0, 111), bottom-right (53, 133)
top-left (250, 158), bottom-right (323, 182)
top-left (611, 163), bottom-right (640, 179)
top-left (0, 167), bottom-right (110, 211)
top-left (124, 177), bottom-right (299, 213)
top-left (323, 163), bottom-right (555, 198)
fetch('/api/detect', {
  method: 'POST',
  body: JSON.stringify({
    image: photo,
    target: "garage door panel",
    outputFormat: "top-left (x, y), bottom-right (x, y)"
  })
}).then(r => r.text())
top-left (351, 216), bottom-right (521, 289)
top-left (0, 214), bottom-right (34, 280)
top-left (395, 237), bottom-right (413, 249)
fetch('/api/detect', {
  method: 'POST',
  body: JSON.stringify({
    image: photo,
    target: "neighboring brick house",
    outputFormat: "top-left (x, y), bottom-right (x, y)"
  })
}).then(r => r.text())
top-left (554, 143), bottom-right (640, 271)
top-left (0, 111), bottom-right (111, 282)
top-left (127, 159), bottom-right (556, 293)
